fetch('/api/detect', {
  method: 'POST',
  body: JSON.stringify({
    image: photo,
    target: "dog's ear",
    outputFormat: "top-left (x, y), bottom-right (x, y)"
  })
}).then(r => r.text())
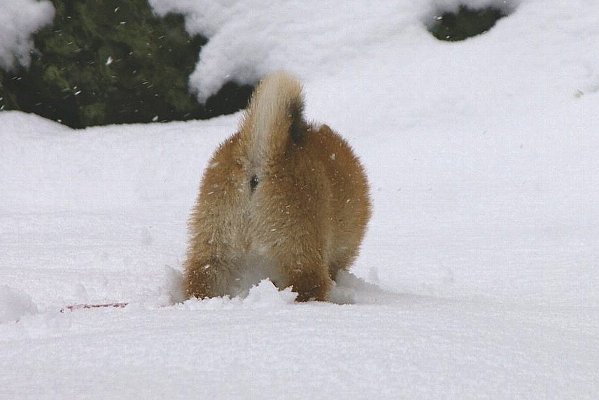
top-left (240, 72), bottom-right (306, 169)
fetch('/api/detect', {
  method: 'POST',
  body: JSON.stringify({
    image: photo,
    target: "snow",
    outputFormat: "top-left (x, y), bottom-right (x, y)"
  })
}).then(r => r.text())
top-left (0, 0), bottom-right (55, 70)
top-left (1, 0), bottom-right (599, 398)
top-left (149, 0), bottom-right (423, 101)
top-left (0, 285), bottom-right (38, 323)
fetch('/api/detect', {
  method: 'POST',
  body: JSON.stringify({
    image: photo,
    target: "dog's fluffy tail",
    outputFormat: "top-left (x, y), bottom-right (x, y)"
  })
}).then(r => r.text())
top-left (241, 71), bottom-right (306, 169)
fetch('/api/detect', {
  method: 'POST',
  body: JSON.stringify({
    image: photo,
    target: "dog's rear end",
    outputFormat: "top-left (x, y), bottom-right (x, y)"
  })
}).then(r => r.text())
top-left (185, 72), bottom-right (370, 301)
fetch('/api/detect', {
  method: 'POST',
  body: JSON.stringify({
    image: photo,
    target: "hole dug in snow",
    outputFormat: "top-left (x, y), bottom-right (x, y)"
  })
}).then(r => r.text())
top-left (178, 280), bottom-right (297, 311)
top-left (427, 3), bottom-right (512, 41)
top-left (177, 273), bottom-right (401, 309)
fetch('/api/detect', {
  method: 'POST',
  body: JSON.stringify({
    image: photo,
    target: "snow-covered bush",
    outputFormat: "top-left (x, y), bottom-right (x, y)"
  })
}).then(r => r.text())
top-left (0, 0), bottom-right (253, 128)
top-left (0, 0), bottom-right (54, 71)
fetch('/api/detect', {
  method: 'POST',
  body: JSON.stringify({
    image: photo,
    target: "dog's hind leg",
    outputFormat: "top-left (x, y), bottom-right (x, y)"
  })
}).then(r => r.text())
top-left (184, 252), bottom-right (238, 299)
top-left (272, 237), bottom-right (332, 301)
top-left (287, 264), bottom-right (332, 302)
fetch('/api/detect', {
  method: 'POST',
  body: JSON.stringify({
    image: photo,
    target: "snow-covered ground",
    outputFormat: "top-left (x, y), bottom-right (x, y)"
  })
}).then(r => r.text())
top-left (1, 0), bottom-right (598, 398)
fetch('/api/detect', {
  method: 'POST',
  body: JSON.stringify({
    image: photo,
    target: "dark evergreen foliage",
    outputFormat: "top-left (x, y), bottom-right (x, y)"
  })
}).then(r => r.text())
top-left (429, 5), bottom-right (506, 42)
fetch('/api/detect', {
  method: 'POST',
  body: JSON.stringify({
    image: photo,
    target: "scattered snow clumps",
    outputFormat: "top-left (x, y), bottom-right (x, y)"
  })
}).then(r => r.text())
top-left (242, 279), bottom-right (298, 307)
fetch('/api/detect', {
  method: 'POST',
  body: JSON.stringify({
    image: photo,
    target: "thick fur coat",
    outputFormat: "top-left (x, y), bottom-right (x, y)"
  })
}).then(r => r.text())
top-left (184, 72), bottom-right (371, 301)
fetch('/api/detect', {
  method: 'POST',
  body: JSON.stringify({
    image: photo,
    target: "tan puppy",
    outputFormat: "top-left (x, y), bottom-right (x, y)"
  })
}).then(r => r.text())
top-left (184, 72), bottom-right (371, 301)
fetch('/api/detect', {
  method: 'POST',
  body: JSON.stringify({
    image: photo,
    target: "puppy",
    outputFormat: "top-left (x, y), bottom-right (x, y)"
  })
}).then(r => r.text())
top-left (184, 72), bottom-right (371, 301)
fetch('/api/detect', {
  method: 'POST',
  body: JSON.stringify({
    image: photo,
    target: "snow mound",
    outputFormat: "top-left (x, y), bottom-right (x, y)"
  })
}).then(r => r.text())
top-left (149, 0), bottom-right (422, 100)
top-left (179, 279), bottom-right (297, 310)
top-left (0, 0), bottom-right (55, 70)
top-left (0, 286), bottom-right (38, 323)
